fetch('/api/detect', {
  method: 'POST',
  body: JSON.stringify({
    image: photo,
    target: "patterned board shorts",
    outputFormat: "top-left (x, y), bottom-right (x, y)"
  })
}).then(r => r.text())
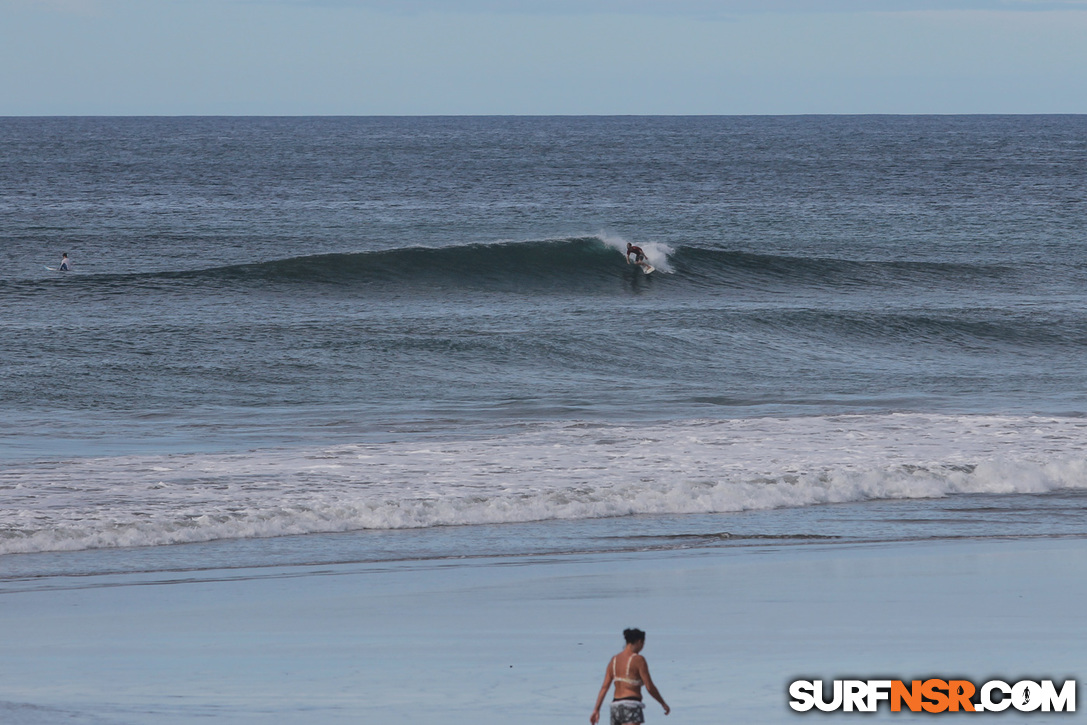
top-left (611, 699), bottom-right (645, 725)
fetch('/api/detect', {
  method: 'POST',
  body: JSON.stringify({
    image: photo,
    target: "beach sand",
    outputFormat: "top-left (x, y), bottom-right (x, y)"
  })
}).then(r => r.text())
top-left (1, 536), bottom-right (1083, 724)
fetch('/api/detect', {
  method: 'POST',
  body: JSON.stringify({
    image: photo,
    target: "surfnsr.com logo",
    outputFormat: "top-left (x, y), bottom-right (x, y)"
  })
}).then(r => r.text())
top-left (789, 679), bottom-right (1076, 713)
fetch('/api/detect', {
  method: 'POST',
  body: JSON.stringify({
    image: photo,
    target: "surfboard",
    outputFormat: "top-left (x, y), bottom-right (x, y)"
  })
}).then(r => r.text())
top-left (44, 266), bottom-right (57, 271)
top-left (642, 264), bottom-right (655, 274)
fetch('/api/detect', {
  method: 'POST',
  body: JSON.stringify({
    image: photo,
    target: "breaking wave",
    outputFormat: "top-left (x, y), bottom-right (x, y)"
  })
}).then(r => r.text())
top-left (14, 235), bottom-right (1027, 296)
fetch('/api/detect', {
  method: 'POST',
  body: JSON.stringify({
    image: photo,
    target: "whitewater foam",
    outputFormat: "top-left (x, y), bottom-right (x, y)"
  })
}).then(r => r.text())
top-left (3, 414), bottom-right (1087, 555)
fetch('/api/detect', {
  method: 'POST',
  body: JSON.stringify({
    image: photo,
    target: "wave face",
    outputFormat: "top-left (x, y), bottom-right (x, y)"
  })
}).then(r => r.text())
top-left (179, 237), bottom-right (632, 289)
top-left (4, 414), bottom-right (1087, 555)
top-left (233, 241), bottom-right (1021, 292)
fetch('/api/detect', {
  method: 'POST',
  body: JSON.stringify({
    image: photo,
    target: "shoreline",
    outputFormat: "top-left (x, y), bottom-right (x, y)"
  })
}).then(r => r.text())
top-left (2, 535), bottom-right (1084, 724)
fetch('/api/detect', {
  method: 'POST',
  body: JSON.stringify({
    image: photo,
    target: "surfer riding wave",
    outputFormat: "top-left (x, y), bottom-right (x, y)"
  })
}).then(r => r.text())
top-left (625, 243), bottom-right (654, 273)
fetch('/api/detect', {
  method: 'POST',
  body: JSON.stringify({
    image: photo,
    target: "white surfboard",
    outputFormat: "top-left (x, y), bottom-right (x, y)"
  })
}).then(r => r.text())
top-left (642, 264), bottom-right (655, 274)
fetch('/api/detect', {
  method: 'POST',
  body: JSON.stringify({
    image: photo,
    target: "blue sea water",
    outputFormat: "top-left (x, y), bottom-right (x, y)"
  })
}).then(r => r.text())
top-left (2, 116), bottom-right (1087, 570)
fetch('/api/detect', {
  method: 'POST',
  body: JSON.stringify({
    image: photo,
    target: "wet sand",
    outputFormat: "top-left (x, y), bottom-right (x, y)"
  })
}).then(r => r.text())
top-left (1, 537), bottom-right (1084, 724)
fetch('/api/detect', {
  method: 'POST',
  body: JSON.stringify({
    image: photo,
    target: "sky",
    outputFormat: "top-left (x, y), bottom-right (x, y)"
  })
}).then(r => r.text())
top-left (1, 0), bottom-right (1086, 115)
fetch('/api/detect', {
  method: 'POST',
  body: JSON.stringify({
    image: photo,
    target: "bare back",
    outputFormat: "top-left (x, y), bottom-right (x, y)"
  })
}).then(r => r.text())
top-left (610, 650), bottom-right (644, 700)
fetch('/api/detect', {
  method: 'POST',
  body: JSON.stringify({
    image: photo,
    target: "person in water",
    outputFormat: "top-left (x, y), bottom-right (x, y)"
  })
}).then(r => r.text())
top-left (625, 243), bottom-right (649, 270)
top-left (590, 628), bottom-right (670, 725)
top-left (58, 252), bottom-right (70, 271)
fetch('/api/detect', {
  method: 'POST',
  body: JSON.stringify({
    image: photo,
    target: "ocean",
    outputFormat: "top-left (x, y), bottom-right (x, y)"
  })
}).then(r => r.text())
top-left (3, 115), bottom-right (1087, 577)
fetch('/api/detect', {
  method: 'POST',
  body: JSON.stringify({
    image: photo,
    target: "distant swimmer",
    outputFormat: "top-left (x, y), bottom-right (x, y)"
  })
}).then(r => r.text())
top-left (590, 628), bottom-right (670, 725)
top-left (625, 244), bottom-right (654, 274)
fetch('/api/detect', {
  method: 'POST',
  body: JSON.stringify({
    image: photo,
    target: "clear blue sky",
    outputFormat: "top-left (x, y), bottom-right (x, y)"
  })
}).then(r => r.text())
top-left (2, 0), bottom-right (1085, 115)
